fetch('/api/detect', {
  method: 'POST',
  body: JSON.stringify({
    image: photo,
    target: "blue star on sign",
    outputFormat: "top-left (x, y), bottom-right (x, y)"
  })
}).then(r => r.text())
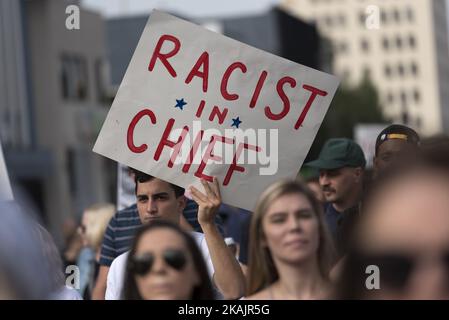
top-left (175, 98), bottom-right (187, 110)
top-left (231, 117), bottom-right (242, 128)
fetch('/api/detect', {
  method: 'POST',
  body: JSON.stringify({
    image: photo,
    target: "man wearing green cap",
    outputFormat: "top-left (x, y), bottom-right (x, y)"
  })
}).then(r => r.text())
top-left (306, 138), bottom-right (366, 256)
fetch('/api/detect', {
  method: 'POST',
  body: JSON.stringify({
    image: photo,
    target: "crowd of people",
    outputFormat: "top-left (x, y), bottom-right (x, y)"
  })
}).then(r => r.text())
top-left (2, 124), bottom-right (449, 300)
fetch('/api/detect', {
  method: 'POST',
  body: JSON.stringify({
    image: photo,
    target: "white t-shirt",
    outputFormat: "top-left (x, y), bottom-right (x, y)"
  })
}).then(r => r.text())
top-left (50, 285), bottom-right (83, 300)
top-left (105, 231), bottom-right (214, 300)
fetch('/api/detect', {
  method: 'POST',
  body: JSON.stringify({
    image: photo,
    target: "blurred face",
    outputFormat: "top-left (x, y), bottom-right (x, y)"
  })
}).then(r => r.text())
top-left (307, 180), bottom-right (325, 203)
top-left (357, 171), bottom-right (449, 299)
top-left (136, 179), bottom-right (186, 225)
top-left (319, 167), bottom-right (362, 205)
top-left (62, 218), bottom-right (77, 240)
top-left (132, 228), bottom-right (200, 300)
top-left (262, 193), bottom-right (320, 265)
top-left (373, 139), bottom-right (416, 177)
top-left (78, 212), bottom-right (89, 246)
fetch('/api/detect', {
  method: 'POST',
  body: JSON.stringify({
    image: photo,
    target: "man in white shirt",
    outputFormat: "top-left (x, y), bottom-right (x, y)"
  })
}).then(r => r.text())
top-left (105, 172), bottom-right (245, 300)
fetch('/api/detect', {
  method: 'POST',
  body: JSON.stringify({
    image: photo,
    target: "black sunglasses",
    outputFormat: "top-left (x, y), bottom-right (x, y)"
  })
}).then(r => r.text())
top-left (354, 250), bottom-right (449, 290)
top-left (129, 249), bottom-right (187, 276)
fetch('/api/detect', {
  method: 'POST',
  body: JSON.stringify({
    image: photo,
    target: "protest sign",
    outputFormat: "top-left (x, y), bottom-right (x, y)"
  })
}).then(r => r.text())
top-left (117, 164), bottom-right (136, 211)
top-left (0, 141), bottom-right (13, 201)
top-left (93, 10), bottom-right (339, 210)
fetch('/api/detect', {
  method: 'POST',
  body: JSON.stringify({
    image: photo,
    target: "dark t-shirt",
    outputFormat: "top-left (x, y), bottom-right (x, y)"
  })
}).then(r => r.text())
top-left (99, 204), bottom-right (141, 267)
top-left (324, 202), bottom-right (359, 257)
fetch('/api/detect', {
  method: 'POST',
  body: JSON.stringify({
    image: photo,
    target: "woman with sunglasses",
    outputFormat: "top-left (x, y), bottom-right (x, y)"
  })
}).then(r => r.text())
top-left (337, 150), bottom-right (449, 299)
top-left (123, 220), bottom-right (214, 300)
top-left (245, 180), bottom-right (336, 300)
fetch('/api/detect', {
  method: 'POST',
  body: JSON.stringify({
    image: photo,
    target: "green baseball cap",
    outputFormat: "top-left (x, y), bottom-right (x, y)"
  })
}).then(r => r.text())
top-left (306, 138), bottom-right (366, 170)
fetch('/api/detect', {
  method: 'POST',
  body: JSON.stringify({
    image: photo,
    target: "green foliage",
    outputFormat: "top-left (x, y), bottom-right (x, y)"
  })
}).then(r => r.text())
top-left (304, 75), bottom-right (386, 163)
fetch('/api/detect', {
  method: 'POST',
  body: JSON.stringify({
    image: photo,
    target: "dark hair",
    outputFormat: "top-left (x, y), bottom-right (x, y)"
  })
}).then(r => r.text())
top-left (133, 171), bottom-right (185, 198)
top-left (122, 221), bottom-right (215, 300)
top-left (375, 124), bottom-right (420, 156)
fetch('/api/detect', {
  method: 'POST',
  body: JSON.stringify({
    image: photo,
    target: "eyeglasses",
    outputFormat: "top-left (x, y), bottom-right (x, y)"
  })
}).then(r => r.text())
top-left (354, 250), bottom-right (449, 290)
top-left (129, 249), bottom-right (187, 276)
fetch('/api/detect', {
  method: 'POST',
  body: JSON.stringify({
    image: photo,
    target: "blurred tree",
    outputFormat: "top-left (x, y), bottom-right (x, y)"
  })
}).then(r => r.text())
top-left (304, 74), bottom-right (387, 164)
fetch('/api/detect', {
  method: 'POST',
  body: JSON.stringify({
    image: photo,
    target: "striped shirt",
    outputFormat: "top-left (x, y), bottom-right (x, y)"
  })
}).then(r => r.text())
top-left (99, 200), bottom-right (225, 267)
top-left (99, 204), bottom-right (141, 267)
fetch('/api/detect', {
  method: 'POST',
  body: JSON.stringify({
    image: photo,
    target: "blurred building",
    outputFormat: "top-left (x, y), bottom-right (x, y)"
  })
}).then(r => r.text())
top-left (106, 14), bottom-right (148, 88)
top-left (0, 0), bottom-right (51, 216)
top-left (106, 7), bottom-right (330, 87)
top-left (200, 8), bottom-right (331, 72)
top-left (0, 0), bottom-right (115, 245)
top-left (281, 0), bottom-right (449, 136)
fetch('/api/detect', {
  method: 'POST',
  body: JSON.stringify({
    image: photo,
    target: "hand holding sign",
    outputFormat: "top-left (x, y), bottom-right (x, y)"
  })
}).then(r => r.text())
top-left (93, 10), bottom-right (339, 211)
top-left (189, 177), bottom-right (222, 226)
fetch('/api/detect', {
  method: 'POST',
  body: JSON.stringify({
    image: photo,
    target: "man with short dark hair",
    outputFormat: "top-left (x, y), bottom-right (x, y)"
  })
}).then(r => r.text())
top-left (306, 138), bottom-right (366, 256)
top-left (104, 173), bottom-right (245, 299)
top-left (91, 169), bottom-right (225, 300)
top-left (373, 124), bottom-right (420, 179)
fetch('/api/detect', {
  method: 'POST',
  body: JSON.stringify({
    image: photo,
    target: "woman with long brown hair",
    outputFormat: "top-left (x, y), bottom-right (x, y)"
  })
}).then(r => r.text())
top-left (245, 180), bottom-right (336, 299)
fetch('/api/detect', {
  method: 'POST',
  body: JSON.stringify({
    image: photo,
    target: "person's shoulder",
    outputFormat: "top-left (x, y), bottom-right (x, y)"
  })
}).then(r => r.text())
top-left (115, 251), bottom-right (130, 263)
top-left (190, 231), bottom-right (205, 242)
top-left (110, 251), bottom-right (129, 272)
top-left (116, 204), bottom-right (138, 216)
top-left (109, 204), bottom-right (139, 225)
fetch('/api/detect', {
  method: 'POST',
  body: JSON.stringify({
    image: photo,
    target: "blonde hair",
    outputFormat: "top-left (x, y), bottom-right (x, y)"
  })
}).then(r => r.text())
top-left (246, 179), bottom-right (336, 296)
top-left (83, 203), bottom-right (115, 251)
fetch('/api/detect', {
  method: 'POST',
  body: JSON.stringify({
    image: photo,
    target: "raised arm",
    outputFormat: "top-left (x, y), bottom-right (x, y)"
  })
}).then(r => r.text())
top-left (189, 178), bottom-right (246, 299)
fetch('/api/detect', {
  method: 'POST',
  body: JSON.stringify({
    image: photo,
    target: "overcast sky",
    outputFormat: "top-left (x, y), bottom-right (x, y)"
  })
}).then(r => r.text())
top-left (81, 0), bottom-right (449, 50)
top-left (81, 0), bottom-right (282, 18)
top-left (82, 0), bottom-right (449, 21)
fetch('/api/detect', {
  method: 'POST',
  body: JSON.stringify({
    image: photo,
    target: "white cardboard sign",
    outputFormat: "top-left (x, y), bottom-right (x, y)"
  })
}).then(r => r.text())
top-left (0, 141), bottom-right (13, 201)
top-left (93, 10), bottom-right (339, 211)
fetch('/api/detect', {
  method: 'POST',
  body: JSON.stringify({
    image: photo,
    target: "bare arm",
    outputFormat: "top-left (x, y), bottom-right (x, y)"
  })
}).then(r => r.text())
top-left (329, 256), bottom-right (346, 283)
top-left (190, 178), bottom-right (246, 299)
top-left (91, 265), bottom-right (109, 300)
top-left (240, 264), bottom-right (248, 279)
